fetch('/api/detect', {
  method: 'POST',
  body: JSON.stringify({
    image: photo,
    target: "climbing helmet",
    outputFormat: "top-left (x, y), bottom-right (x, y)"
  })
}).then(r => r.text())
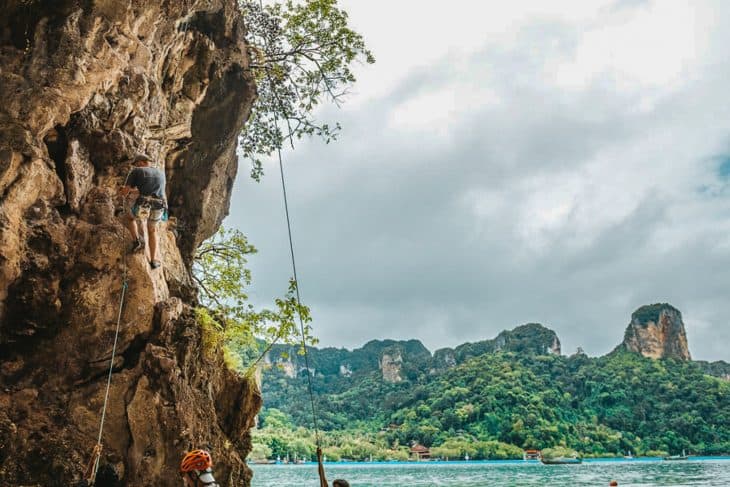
top-left (180, 449), bottom-right (213, 472)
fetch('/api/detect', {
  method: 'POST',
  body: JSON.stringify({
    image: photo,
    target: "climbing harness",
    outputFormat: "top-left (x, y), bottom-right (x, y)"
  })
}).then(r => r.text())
top-left (132, 195), bottom-right (168, 222)
top-left (83, 197), bottom-right (130, 485)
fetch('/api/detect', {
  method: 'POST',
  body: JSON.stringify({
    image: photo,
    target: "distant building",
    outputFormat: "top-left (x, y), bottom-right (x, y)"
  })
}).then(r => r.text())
top-left (410, 444), bottom-right (430, 460)
top-left (523, 449), bottom-right (541, 460)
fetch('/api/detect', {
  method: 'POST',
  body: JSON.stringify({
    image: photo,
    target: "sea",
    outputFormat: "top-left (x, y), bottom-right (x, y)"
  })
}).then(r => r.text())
top-left (250, 457), bottom-right (730, 486)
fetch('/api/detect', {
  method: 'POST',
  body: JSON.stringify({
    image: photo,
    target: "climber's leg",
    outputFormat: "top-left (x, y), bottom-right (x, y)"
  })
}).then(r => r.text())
top-left (147, 207), bottom-right (163, 269)
top-left (125, 213), bottom-right (145, 252)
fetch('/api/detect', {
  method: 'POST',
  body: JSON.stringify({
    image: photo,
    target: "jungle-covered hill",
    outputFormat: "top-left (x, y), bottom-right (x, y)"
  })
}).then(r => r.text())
top-left (256, 306), bottom-right (730, 458)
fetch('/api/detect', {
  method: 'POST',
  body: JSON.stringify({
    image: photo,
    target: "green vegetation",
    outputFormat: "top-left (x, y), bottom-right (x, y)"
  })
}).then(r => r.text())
top-left (255, 342), bottom-right (730, 460)
top-left (239, 0), bottom-right (374, 180)
top-left (192, 227), bottom-right (316, 373)
top-left (541, 446), bottom-right (580, 459)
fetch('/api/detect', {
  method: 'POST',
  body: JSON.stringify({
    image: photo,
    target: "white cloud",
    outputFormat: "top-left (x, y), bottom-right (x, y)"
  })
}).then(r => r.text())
top-left (230, 0), bottom-right (730, 360)
top-left (553, 1), bottom-right (702, 90)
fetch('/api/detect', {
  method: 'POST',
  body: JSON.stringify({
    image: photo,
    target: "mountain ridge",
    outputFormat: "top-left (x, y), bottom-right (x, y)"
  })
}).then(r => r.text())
top-left (257, 305), bottom-right (730, 457)
top-left (264, 304), bottom-right (725, 382)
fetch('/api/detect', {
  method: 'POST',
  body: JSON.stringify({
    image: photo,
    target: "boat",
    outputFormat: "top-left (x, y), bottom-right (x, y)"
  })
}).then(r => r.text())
top-left (523, 449), bottom-right (541, 461)
top-left (663, 449), bottom-right (688, 461)
top-left (541, 457), bottom-right (583, 465)
top-left (624, 450), bottom-right (634, 459)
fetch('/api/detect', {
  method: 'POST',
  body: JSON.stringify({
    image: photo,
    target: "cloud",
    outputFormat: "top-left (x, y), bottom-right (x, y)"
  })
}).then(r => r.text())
top-left (228, 1), bottom-right (730, 361)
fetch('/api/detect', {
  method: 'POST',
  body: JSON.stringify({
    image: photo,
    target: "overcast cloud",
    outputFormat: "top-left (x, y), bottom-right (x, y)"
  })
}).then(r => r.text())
top-left (227, 0), bottom-right (730, 360)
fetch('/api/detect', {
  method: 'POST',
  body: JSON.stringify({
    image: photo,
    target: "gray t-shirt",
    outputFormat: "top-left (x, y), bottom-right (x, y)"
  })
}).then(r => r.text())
top-left (127, 166), bottom-right (166, 200)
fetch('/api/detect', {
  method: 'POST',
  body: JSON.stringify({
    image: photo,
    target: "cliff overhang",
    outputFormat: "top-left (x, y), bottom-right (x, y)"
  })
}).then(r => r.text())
top-left (0, 1), bottom-right (261, 485)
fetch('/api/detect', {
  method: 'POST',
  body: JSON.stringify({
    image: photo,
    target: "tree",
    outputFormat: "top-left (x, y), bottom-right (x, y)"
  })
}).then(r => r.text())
top-left (192, 226), bottom-right (315, 371)
top-left (240, 0), bottom-right (374, 180)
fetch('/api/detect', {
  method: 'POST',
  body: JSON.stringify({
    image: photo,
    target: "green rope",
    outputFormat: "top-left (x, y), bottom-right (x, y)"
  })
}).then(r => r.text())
top-left (87, 199), bottom-right (130, 485)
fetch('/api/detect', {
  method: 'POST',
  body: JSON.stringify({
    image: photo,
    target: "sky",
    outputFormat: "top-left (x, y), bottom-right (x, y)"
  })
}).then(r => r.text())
top-left (227, 0), bottom-right (730, 361)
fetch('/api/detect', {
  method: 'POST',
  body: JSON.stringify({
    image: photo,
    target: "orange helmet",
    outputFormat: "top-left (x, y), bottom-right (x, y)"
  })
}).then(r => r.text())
top-left (180, 449), bottom-right (213, 472)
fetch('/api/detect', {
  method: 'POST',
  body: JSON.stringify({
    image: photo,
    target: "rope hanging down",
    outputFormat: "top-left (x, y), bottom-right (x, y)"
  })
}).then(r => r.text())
top-left (276, 140), bottom-right (327, 487)
top-left (255, 0), bottom-right (326, 483)
top-left (84, 225), bottom-right (130, 485)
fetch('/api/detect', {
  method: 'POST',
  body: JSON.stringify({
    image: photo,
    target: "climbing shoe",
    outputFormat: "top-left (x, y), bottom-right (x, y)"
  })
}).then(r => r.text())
top-left (131, 238), bottom-right (145, 253)
top-left (150, 260), bottom-right (161, 270)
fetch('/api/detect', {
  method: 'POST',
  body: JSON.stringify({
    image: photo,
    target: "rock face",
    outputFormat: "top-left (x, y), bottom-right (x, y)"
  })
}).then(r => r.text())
top-left (0, 1), bottom-right (260, 485)
top-left (379, 350), bottom-right (404, 383)
top-left (265, 339), bottom-right (433, 381)
top-left (621, 303), bottom-right (691, 360)
top-left (265, 327), bottom-right (562, 384)
top-left (434, 323), bottom-right (562, 368)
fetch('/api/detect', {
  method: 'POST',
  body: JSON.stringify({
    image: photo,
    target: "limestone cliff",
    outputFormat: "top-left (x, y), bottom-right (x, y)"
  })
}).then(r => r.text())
top-left (620, 303), bottom-right (691, 360)
top-left (433, 323), bottom-right (562, 368)
top-left (0, 1), bottom-right (260, 485)
top-left (379, 349), bottom-right (404, 383)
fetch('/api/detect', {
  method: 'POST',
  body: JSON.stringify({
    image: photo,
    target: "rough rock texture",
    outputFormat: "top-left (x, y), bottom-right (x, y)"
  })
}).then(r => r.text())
top-left (621, 303), bottom-right (691, 360)
top-left (432, 348), bottom-right (456, 369)
top-left (379, 350), bottom-right (404, 383)
top-left (433, 323), bottom-right (562, 368)
top-left (0, 1), bottom-right (261, 485)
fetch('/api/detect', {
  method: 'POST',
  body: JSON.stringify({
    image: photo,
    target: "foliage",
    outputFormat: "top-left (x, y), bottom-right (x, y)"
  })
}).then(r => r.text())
top-left (195, 307), bottom-right (225, 355)
top-left (192, 227), bottom-right (316, 372)
top-left (256, 343), bottom-right (730, 459)
top-left (541, 446), bottom-right (579, 459)
top-left (239, 0), bottom-right (374, 180)
top-left (193, 227), bottom-right (256, 322)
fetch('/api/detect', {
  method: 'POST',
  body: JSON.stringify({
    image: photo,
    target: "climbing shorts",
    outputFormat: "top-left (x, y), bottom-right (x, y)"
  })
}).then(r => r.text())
top-left (132, 196), bottom-right (167, 222)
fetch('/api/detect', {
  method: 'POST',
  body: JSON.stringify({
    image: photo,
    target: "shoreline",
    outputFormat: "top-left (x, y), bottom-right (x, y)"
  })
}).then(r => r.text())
top-left (250, 456), bottom-right (730, 466)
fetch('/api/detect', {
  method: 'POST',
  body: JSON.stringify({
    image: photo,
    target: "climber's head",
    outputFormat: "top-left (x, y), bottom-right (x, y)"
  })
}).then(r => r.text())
top-left (181, 450), bottom-right (218, 487)
top-left (132, 153), bottom-right (153, 167)
top-left (181, 449), bottom-right (213, 473)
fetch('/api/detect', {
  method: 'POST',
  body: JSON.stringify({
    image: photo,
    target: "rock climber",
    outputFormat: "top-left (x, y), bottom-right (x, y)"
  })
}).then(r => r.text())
top-left (180, 449), bottom-right (220, 487)
top-left (118, 153), bottom-right (167, 269)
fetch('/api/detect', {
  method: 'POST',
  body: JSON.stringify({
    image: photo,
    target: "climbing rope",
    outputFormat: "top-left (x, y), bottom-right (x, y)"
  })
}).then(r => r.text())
top-left (275, 146), bottom-right (321, 441)
top-left (256, 0), bottom-right (327, 484)
top-left (275, 115), bottom-right (328, 487)
top-left (83, 196), bottom-right (131, 485)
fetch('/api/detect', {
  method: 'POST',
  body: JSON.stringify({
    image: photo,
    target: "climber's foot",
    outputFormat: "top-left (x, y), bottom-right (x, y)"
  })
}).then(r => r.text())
top-left (130, 238), bottom-right (145, 253)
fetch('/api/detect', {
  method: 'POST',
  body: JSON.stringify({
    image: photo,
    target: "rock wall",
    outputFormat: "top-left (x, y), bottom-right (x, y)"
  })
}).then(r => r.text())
top-left (379, 350), bottom-right (403, 383)
top-left (433, 323), bottom-right (562, 368)
top-left (621, 303), bottom-right (691, 360)
top-left (0, 0), bottom-right (260, 485)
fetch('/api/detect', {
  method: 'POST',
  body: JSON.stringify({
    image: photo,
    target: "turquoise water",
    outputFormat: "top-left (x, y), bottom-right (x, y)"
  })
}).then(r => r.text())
top-left (250, 458), bottom-right (730, 486)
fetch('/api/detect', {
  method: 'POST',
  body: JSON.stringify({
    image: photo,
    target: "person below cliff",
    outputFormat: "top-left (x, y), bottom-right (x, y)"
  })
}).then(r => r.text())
top-left (180, 449), bottom-right (220, 487)
top-left (118, 154), bottom-right (168, 269)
